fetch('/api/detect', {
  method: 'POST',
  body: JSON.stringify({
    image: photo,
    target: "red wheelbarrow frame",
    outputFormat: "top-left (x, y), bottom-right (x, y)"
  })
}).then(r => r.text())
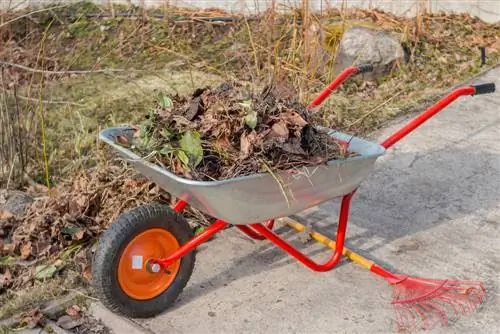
top-left (150, 66), bottom-right (495, 273)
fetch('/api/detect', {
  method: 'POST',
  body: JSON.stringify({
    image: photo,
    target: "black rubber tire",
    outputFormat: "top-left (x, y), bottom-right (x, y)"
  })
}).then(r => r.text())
top-left (91, 204), bottom-right (195, 318)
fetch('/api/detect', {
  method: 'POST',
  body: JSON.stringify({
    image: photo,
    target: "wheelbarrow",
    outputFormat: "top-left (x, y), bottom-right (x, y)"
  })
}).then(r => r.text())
top-left (93, 65), bottom-right (496, 331)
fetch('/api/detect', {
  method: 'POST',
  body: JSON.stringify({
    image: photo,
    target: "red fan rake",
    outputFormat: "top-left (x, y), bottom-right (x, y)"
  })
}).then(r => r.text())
top-left (285, 218), bottom-right (486, 332)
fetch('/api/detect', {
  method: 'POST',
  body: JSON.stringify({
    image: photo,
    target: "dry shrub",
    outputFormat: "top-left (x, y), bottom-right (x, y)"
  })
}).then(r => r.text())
top-left (0, 71), bottom-right (29, 189)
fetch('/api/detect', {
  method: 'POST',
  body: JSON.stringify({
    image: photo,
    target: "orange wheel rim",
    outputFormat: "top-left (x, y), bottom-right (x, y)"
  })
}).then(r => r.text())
top-left (117, 228), bottom-right (181, 300)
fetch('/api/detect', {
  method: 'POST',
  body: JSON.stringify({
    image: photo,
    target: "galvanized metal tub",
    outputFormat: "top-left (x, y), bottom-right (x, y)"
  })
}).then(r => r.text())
top-left (99, 126), bottom-right (385, 224)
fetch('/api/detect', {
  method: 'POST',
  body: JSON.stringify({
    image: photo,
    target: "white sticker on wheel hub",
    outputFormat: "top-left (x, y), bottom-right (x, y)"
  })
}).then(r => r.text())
top-left (131, 255), bottom-right (143, 269)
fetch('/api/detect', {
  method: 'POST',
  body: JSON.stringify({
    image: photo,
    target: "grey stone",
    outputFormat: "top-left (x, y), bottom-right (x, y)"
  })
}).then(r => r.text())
top-left (335, 26), bottom-right (407, 77)
top-left (304, 24), bottom-right (407, 79)
top-left (44, 321), bottom-right (73, 334)
top-left (56, 315), bottom-right (83, 330)
top-left (41, 293), bottom-right (78, 320)
top-left (0, 191), bottom-right (34, 217)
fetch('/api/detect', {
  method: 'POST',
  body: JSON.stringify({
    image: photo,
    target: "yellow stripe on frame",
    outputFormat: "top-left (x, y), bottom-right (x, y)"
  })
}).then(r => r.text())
top-left (282, 218), bottom-right (374, 270)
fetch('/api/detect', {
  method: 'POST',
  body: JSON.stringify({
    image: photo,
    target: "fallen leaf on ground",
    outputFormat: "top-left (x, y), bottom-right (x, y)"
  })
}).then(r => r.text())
top-left (0, 210), bottom-right (14, 220)
top-left (240, 130), bottom-right (257, 158)
top-left (66, 305), bottom-right (81, 317)
top-left (19, 308), bottom-right (43, 329)
top-left (270, 121), bottom-right (290, 141)
top-left (20, 242), bottom-right (32, 260)
top-left (0, 268), bottom-right (13, 287)
top-left (35, 264), bottom-right (58, 280)
top-left (82, 266), bottom-right (92, 281)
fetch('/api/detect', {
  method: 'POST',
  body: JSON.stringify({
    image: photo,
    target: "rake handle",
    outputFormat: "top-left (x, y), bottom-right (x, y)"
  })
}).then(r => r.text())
top-left (282, 218), bottom-right (396, 280)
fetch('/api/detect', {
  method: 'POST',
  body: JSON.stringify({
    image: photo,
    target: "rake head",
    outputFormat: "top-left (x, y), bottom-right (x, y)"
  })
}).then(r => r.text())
top-left (388, 275), bottom-right (486, 332)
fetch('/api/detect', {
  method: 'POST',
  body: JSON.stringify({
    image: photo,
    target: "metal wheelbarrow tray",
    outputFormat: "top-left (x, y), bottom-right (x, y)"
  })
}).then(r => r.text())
top-left (99, 126), bottom-right (385, 225)
top-left (91, 64), bottom-right (495, 330)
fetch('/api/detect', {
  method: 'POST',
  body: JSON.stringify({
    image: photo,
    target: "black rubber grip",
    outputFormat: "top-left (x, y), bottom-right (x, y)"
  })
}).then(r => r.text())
top-left (473, 83), bottom-right (495, 95)
top-left (357, 64), bottom-right (374, 74)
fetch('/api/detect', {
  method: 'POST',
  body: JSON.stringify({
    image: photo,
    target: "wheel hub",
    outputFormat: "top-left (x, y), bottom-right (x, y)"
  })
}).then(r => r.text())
top-left (117, 228), bottom-right (181, 300)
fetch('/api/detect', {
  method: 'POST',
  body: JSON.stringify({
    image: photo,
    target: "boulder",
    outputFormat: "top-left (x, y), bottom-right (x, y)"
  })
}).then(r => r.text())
top-left (335, 26), bottom-right (408, 77)
top-left (305, 23), bottom-right (407, 79)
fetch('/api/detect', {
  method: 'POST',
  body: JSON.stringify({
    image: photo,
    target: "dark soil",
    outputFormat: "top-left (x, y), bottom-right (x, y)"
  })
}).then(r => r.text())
top-left (121, 81), bottom-right (351, 181)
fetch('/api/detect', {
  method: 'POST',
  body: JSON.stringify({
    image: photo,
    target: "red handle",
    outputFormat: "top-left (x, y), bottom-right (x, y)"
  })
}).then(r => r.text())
top-left (381, 83), bottom-right (495, 149)
top-left (307, 64), bottom-right (373, 110)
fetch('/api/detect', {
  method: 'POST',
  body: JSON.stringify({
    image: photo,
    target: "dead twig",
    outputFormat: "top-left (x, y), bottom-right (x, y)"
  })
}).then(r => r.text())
top-left (0, 87), bottom-right (86, 106)
top-left (0, 61), bottom-right (129, 75)
top-left (347, 90), bottom-right (404, 129)
top-left (0, 4), bottom-right (70, 29)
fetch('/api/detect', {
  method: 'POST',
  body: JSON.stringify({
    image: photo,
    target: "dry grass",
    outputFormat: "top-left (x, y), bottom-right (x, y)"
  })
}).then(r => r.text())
top-left (0, 276), bottom-right (67, 319)
top-left (1, 1), bottom-right (498, 184)
top-left (0, 1), bottom-right (497, 190)
top-left (0, 72), bottom-right (31, 189)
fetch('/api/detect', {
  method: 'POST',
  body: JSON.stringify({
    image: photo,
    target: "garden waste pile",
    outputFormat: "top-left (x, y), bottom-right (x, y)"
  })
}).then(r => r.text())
top-left (118, 82), bottom-right (351, 181)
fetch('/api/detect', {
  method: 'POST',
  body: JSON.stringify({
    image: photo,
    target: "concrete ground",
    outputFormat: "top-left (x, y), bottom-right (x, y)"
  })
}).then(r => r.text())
top-left (107, 67), bottom-right (499, 334)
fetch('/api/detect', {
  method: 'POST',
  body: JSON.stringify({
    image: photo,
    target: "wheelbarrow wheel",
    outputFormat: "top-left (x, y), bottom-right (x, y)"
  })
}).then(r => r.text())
top-left (91, 204), bottom-right (195, 318)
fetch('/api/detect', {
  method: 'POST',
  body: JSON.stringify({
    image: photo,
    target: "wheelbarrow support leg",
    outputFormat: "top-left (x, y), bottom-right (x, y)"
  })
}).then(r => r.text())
top-left (235, 220), bottom-right (275, 240)
top-left (153, 219), bottom-right (228, 268)
top-left (251, 193), bottom-right (354, 272)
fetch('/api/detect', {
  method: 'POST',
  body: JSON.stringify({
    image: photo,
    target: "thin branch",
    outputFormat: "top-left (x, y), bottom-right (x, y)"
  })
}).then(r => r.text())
top-left (0, 60), bottom-right (130, 75)
top-left (0, 4), bottom-right (70, 29)
top-left (0, 87), bottom-right (86, 106)
top-left (347, 90), bottom-right (404, 129)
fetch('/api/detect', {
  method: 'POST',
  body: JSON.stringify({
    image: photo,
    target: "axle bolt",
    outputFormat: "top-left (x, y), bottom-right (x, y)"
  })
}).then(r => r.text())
top-left (150, 263), bottom-right (161, 273)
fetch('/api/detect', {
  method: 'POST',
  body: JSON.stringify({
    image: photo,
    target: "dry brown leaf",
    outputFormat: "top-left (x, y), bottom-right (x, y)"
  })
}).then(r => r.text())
top-left (75, 229), bottom-right (85, 241)
top-left (0, 210), bottom-right (14, 220)
top-left (35, 241), bottom-right (51, 257)
top-left (240, 130), bottom-right (257, 158)
top-left (487, 38), bottom-right (500, 52)
top-left (269, 121), bottom-right (289, 142)
top-left (69, 195), bottom-right (88, 217)
top-left (20, 242), bottom-right (32, 260)
top-left (2, 242), bottom-right (16, 254)
top-left (116, 135), bottom-right (129, 146)
top-left (19, 308), bottom-right (43, 329)
top-left (215, 135), bottom-right (233, 150)
top-left (284, 111), bottom-right (308, 127)
top-left (132, 125), bottom-right (141, 138)
top-left (271, 80), bottom-right (298, 100)
top-left (82, 266), bottom-right (92, 281)
top-left (0, 269), bottom-right (12, 287)
top-left (185, 96), bottom-right (203, 121)
top-left (66, 305), bottom-right (81, 317)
